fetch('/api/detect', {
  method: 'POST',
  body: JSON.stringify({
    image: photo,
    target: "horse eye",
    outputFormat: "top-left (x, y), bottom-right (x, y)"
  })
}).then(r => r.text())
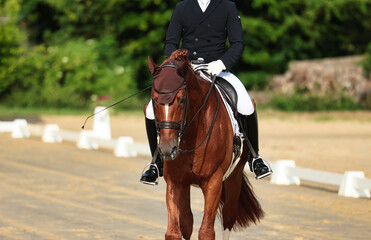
top-left (179, 97), bottom-right (186, 104)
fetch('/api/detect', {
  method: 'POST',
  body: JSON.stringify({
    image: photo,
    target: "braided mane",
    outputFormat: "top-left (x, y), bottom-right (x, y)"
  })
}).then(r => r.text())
top-left (164, 49), bottom-right (190, 67)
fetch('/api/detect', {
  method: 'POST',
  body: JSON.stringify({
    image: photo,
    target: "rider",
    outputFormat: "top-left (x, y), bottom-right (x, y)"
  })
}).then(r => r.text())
top-left (140, 0), bottom-right (272, 184)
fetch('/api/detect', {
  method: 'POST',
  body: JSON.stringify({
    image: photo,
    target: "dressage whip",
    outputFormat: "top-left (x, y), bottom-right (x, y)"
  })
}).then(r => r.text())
top-left (81, 85), bottom-right (152, 129)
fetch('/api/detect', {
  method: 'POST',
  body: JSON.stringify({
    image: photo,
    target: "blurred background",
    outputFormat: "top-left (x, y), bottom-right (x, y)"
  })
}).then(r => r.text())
top-left (1, 1), bottom-right (371, 239)
top-left (1, 0), bottom-right (371, 112)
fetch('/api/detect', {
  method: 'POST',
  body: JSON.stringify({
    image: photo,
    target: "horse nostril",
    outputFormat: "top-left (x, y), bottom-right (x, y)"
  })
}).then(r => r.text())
top-left (170, 146), bottom-right (178, 159)
top-left (172, 146), bottom-right (178, 155)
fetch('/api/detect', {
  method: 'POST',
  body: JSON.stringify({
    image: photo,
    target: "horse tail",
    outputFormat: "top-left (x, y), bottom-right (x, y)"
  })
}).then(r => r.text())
top-left (234, 173), bottom-right (264, 229)
top-left (218, 172), bottom-right (264, 230)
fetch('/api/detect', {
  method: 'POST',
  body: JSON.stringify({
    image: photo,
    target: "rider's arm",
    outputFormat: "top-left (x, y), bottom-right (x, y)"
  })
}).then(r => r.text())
top-left (220, 2), bottom-right (244, 71)
top-left (164, 4), bottom-right (182, 58)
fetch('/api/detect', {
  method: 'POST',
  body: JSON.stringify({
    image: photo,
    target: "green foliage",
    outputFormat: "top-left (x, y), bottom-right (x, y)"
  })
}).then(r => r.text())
top-left (239, 0), bottom-right (371, 76)
top-left (2, 0), bottom-right (371, 110)
top-left (1, 38), bottom-right (135, 108)
top-left (18, 0), bottom-right (178, 89)
top-left (270, 92), bottom-right (364, 111)
top-left (0, 0), bottom-right (24, 92)
top-left (239, 71), bottom-right (271, 90)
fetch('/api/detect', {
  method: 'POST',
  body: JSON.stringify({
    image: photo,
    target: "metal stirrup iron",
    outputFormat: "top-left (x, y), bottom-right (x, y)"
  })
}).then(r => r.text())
top-left (252, 156), bottom-right (273, 179)
top-left (140, 148), bottom-right (161, 186)
top-left (140, 163), bottom-right (160, 185)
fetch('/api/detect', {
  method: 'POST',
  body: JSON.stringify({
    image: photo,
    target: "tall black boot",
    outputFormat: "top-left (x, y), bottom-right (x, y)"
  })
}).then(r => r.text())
top-left (238, 108), bottom-right (272, 179)
top-left (140, 118), bottom-right (163, 185)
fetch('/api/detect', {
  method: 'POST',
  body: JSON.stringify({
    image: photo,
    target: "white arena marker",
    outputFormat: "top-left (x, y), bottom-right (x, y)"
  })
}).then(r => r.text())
top-left (77, 130), bottom-right (98, 150)
top-left (223, 229), bottom-right (230, 240)
top-left (92, 106), bottom-right (111, 139)
top-left (0, 121), bottom-right (14, 133)
top-left (339, 171), bottom-right (371, 198)
top-left (11, 119), bottom-right (30, 139)
top-left (270, 160), bottom-right (300, 185)
top-left (114, 137), bottom-right (137, 157)
top-left (42, 124), bottom-right (62, 143)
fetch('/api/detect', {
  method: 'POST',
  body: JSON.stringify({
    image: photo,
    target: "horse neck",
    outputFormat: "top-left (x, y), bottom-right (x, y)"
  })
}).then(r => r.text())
top-left (185, 70), bottom-right (216, 123)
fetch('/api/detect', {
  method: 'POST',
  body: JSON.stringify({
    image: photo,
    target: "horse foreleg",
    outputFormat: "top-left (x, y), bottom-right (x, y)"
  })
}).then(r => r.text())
top-left (199, 172), bottom-right (223, 240)
top-left (165, 181), bottom-right (193, 240)
top-left (179, 185), bottom-right (193, 240)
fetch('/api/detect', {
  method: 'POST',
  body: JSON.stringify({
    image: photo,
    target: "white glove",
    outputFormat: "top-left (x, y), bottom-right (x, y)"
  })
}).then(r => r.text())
top-left (207, 60), bottom-right (226, 76)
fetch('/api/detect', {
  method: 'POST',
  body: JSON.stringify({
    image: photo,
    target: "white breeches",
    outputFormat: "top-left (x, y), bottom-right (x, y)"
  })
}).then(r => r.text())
top-left (145, 71), bottom-right (254, 120)
top-left (218, 71), bottom-right (254, 115)
top-left (146, 99), bottom-right (155, 120)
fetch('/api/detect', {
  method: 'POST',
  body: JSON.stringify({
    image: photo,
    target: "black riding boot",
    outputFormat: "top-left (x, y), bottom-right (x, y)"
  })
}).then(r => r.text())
top-left (140, 118), bottom-right (163, 184)
top-left (238, 109), bottom-right (272, 179)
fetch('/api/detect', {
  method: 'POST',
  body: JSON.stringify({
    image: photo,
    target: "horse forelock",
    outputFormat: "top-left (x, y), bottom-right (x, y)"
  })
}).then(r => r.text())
top-left (152, 49), bottom-right (201, 104)
top-left (165, 49), bottom-right (190, 65)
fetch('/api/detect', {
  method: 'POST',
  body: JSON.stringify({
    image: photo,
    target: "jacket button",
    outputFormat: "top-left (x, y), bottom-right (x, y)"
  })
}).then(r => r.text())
top-left (195, 38), bottom-right (199, 42)
top-left (193, 51), bottom-right (197, 55)
top-left (207, 24), bottom-right (211, 27)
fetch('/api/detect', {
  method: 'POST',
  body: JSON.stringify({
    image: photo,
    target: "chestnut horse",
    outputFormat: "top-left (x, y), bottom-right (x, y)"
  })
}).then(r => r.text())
top-left (147, 50), bottom-right (263, 240)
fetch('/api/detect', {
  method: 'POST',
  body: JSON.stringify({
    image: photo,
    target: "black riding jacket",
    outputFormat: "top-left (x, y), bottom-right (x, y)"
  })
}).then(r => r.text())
top-left (164, 0), bottom-right (244, 71)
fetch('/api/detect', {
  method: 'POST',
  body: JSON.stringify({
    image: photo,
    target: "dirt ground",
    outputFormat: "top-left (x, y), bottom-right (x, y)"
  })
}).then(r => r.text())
top-left (0, 110), bottom-right (370, 239)
top-left (37, 110), bottom-right (371, 177)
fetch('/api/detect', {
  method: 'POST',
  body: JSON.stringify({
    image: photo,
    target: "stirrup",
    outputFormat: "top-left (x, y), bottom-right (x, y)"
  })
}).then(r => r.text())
top-left (140, 162), bottom-right (160, 186)
top-left (252, 156), bottom-right (273, 180)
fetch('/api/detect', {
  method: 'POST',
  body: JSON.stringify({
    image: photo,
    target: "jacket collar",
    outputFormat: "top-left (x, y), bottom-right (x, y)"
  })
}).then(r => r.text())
top-left (191, 0), bottom-right (222, 23)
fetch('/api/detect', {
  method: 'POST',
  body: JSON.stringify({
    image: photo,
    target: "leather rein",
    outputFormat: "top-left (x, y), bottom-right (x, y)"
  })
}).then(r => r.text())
top-left (152, 61), bottom-right (220, 154)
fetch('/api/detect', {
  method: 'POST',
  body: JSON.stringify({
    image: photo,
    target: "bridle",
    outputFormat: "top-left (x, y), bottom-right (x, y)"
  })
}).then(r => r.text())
top-left (152, 61), bottom-right (188, 138)
top-left (152, 61), bottom-right (220, 155)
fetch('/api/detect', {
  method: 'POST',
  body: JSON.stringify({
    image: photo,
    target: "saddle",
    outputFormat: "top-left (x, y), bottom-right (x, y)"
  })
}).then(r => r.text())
top-left (191, 60), bottom-right (238, 116)
top-left (215, 77), bottom-right (238, 117)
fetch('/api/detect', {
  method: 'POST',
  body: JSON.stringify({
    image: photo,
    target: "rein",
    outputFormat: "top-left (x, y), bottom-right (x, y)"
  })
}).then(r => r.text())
top-left (178, 74), bottom-right (219, 154)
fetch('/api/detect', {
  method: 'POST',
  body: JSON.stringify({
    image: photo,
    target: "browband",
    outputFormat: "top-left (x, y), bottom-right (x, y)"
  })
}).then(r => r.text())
top-left (161, 62), bottom-right (179, 69)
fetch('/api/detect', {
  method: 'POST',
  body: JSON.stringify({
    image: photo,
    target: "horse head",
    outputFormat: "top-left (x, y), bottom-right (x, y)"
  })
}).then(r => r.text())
top-left (148, 52), bottom-right (189, 160)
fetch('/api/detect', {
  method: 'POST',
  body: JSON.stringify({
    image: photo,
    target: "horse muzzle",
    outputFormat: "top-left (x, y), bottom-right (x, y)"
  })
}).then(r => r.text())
top-left (157, 121), bottom-right (182, 161)
top-left (158, 135), bottom-right (180, 161)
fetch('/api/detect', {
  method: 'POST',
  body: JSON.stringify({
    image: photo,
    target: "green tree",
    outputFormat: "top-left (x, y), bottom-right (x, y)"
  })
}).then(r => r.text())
top-left (0, 0), bottom-right (24, 93)
top-left (19, 0), bottom-right (178, 88)
top-left (17, 0), bottom-right (371, 88)
top-left (2, 0), bottom-right (371, 108)
top-left (238, 0), bottom-right (371, 73)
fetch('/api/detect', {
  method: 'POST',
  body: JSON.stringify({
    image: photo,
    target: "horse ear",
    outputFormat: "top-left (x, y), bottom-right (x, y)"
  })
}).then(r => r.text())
top-left (177, 62), bottom-right (188, 77)
top-left (148, 56), bottom-right (158, 75)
